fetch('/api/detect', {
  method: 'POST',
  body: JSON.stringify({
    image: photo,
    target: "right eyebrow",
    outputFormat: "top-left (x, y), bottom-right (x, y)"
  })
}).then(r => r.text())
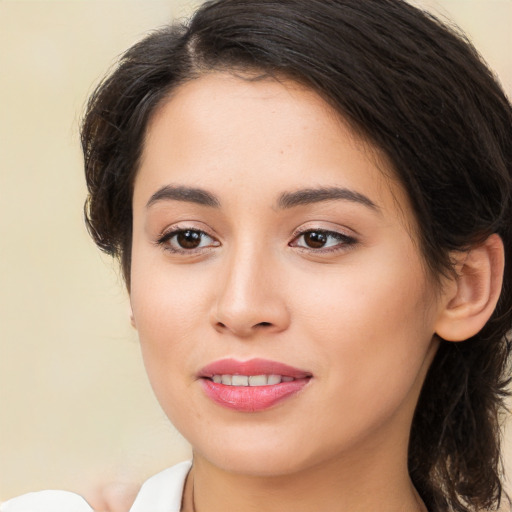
top-left (146, 185), bottom-right (221, 209)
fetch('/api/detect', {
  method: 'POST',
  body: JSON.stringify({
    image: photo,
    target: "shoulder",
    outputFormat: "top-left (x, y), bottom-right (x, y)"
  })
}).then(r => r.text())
top-left (1, 460), bottom-right (192, 512)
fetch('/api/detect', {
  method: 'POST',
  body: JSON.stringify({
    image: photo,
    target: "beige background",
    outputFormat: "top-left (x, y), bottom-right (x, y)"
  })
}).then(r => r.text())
top-left (0, 0), bottom-right (511, 502)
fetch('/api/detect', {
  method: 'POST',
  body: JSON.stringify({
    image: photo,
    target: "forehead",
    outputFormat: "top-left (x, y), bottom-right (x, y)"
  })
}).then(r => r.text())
top-left (135, 72), bottom-right (413, 227)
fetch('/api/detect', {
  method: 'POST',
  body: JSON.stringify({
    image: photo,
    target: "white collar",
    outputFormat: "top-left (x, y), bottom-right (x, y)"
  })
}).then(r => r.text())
top-left (129, 460), bottom-right (192, 512)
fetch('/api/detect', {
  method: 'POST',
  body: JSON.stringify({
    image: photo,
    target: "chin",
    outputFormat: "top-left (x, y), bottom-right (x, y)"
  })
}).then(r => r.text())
top-left (202, 449), bottom-right (313, 477)
top-left (189, 426), bottom-right (328, 477)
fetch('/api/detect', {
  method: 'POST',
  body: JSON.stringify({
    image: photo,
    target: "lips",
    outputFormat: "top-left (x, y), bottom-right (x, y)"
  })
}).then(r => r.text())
top-left (199, 358), bottom-right (312, 412)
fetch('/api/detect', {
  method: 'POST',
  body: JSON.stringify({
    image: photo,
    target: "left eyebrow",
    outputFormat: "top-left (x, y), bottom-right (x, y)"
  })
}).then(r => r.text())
top-left (276, 187), bottom-right (380, 212)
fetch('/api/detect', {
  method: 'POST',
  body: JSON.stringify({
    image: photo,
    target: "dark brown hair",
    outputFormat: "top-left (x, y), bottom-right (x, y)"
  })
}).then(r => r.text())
top-left (81, 1), bottom-right (512, 510)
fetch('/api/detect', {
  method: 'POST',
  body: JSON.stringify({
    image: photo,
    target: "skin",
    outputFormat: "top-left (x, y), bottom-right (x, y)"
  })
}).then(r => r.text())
top-left (86, 482), bottom-right (140, 512)
top-left (128, 73), bottom-right (454, 512)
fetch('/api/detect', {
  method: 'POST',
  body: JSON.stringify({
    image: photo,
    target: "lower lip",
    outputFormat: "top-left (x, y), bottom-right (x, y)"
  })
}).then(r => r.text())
top-left (201, 378), bottom-right (310, 412)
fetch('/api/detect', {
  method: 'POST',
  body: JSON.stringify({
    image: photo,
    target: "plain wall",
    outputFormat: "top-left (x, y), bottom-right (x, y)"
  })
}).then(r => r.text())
top-left (1, 0), bottom-right (511, 501)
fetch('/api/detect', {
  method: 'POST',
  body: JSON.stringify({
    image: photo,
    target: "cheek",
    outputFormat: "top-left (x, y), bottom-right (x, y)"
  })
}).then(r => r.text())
top-left (297, 245), bottom-right (436, 406)
top-left (130, 266), bottom-right (208, 429)
top-left (129, 245), bottom-right (212, 375)
top-left (131, 240), bottom-right (213, 326)
top-left (297, 243), bottom-right (432, 337)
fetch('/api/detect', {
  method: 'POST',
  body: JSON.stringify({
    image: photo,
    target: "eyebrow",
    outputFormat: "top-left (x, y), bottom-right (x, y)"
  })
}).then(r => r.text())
top-left (146, 185), bottom-right (220, 208)
top-left (277, 186), bottom-right (379, 211)
top-left (146, 184), bottom-right (379, 212)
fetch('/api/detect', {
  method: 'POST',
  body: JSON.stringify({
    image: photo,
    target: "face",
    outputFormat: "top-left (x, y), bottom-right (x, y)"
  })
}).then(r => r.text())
top-left (130, 73), bottom-right (443, 477)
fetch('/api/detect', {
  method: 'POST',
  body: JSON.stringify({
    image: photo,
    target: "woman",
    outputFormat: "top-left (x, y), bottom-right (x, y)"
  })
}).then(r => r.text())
top-left (2, 0), bottom-right (511, 511)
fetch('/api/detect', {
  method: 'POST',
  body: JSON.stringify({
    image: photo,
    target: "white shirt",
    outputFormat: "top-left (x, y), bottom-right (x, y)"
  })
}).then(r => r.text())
top-left (0, 460), bottom-right (192, 512)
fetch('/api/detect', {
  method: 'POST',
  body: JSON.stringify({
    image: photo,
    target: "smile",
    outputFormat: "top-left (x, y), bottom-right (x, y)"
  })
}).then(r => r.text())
top-left (199, 359), bottom-right (312, 412)
top-left (210, 374), bottom-right (295, 386)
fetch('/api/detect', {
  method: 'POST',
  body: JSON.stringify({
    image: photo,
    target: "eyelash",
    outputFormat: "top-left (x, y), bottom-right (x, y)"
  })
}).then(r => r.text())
top-left (156, 227), bottom-right (219, 254)
top-left (289, 228), bottom-right (357, 253)
top-left (155, 227), bottom-right (357, 255)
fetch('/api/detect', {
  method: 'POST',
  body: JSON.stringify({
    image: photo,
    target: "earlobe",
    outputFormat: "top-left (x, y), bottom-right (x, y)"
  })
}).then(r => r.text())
top-left (129, 304), bottom-right (137, 329)
top-left (435, 234), bottom-right (504, 342)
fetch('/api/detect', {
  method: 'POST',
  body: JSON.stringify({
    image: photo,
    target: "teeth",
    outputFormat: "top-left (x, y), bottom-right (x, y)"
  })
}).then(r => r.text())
top-left (248, 375), bottom-right (267, 386)
top-left (221, 375), bottom-right (232, 385)
top-left (232, 375), bottom-right (249, 386)
top-left (267, 374), bottom-right (282, 385)
top-left (210, 374), bottom-right (295, 386)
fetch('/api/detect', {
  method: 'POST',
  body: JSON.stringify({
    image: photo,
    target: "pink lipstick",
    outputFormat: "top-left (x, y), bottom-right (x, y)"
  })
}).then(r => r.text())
top-left (199, 358), bottom-right (312, 412)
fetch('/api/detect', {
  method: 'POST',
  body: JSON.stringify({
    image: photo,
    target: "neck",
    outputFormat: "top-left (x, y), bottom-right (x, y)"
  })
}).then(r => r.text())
top-left (183, 443), bottom-right (427, 512)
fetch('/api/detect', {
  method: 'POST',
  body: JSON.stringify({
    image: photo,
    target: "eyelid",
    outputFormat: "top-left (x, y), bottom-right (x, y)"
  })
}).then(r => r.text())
top-left (290, 221), bottom-right (357, 240)
top-left (156, 220), bottom-right (216, 240)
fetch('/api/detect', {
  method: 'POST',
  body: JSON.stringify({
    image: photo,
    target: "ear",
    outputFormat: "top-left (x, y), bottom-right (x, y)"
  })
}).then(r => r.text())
top-left (128, 303), bottom-right (137, 329)
top-left (435, 233), bottom-right (504, 342)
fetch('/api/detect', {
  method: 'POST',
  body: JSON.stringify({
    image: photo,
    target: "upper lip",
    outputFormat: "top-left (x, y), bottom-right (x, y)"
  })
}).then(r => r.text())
top-left (199, 358), bottom-right (312, 379)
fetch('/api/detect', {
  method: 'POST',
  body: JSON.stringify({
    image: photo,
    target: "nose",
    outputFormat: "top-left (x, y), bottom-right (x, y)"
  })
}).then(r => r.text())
top-left (210, 245), bottom-right (290, 338)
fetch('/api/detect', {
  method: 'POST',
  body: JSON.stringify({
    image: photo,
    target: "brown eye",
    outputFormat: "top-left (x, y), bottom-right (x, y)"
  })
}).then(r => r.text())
top-left (158, 228), bottom-right (219, 253)
top-left (291, 229), bottom-right (357, 252)
top-left (177, 230), bottom-right (203, 249)
top-left (303, 231), bottom-right (328, 248)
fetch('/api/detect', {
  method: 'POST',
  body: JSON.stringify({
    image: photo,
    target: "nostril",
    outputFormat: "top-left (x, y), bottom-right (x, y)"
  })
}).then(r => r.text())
top-left (256, 322), bottom-right (272, 328)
